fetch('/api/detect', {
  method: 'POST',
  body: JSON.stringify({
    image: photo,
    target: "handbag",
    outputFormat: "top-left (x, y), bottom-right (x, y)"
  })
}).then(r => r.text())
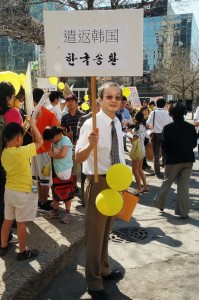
top-left (51, 175), bottom-right (74, 202)
top-left (51, 159), bottom-right (74, 202)
top-left (129, 137), bottom-right (142, 161)
top-left (117, 191), bottom-right (139, 222)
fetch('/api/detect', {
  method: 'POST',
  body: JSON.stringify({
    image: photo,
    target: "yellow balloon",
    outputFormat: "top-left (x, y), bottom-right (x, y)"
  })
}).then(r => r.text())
top-left (96, 189), bottom-right (123, 216)
top-left (19, 73), bottom-right (26, 88)
top-left (48, 77), bottom-right (58, 85)
top-left (81, 102), bottom-right (90, 111)
top-left (58, 82), bottom-right (65, 90)
top-left (106, 164), bottom-right (132, 191)
top-left (84, 95), bottom-right (89, 101)
top-left (0, 71), bottom-right (21, 95)
top-left (122, 87), bottom-right (131, 98)
top-left (42, 163), bottom-right (51, 176)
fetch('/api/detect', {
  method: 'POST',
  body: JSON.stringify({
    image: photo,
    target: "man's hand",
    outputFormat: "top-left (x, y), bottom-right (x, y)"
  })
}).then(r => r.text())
top-left (88, 128), bottom-right (99, 148)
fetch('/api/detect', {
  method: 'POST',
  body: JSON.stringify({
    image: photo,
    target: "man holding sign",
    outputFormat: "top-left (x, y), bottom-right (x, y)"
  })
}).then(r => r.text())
top-left (75, 82), bottom-right (125, 300)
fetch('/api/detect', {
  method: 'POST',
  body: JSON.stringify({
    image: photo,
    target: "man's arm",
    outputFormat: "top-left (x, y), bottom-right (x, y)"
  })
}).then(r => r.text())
top-left (29, 117), bottom-right (43, 150)
top-left (75, 129), bottom-right (99, 164)
top-left (146, 110), bottom-right (154, 129)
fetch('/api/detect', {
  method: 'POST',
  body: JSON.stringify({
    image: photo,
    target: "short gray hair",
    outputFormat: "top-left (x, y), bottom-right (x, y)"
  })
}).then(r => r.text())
top-left (97, 82), bottom-right (122, 99)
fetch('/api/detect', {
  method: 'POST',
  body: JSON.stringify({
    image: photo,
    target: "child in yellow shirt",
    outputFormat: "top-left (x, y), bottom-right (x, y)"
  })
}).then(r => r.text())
top-left (0, 118), bottom-right (43, 261)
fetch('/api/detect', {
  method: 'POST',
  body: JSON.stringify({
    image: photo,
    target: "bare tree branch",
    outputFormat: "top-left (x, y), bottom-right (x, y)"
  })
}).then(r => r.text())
top-left (152, 48), bottom-right (199, 102)
top-left (0, 0), bottom-right (193, 45)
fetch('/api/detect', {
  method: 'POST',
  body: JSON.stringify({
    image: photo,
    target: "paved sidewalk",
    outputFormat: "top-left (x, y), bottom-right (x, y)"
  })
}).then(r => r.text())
top-left (0, 196), bottom-right (85, 300)
top-left (0, 131), bottom-right (198, 299)
top-left (33, 152), bottom-right (199, 300)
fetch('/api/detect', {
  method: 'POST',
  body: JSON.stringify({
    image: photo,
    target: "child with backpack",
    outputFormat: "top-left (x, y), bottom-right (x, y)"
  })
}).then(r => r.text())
top-left (0, 118), bottom-right (43, 260)
top-left (42, 126), bottom-right (74, 224)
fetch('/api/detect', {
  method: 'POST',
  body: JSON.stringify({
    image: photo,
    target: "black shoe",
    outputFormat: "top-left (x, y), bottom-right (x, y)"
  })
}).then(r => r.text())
top-left (74, 186), bottom-right (79, 195)
top-left (17, 249), bottom-right (39, 261)
top-left (143, 165), bottom-right (151, 170)
top-left (103, 270), bottom-right (123, 281)
top-left (180, 215), bottom-right (189, 219)
top-left (88, 289), bottom-right (110, 300)
top-left (38, 201), bottom-right (53, 212)
top-left (0, 245), bottom-right (11, 257)
top-left (156, 173), bottom-right (164, 179)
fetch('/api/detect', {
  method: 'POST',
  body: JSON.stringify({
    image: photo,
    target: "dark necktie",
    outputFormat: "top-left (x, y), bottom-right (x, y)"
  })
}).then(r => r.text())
top-left (110, 120), bottom-right (120, 165)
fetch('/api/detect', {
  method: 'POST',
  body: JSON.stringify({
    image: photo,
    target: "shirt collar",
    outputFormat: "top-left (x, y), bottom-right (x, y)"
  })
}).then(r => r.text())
top-left (98, 109), bottom-right (119, 126)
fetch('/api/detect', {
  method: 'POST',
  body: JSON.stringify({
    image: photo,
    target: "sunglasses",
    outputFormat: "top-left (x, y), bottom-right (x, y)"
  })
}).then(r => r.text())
top-left (104, 95), bottom-right (122, 101)
top-left (16, 98), bottom-right (25, 102)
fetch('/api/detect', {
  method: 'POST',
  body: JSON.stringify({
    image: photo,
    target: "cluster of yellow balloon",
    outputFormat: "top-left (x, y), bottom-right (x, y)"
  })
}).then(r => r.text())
top-left (0, 71), bottom-right (21, 95)
top-left (81, 94), bottom-right (90, 111)
top-left (95, 164), bottom-right (132, 216)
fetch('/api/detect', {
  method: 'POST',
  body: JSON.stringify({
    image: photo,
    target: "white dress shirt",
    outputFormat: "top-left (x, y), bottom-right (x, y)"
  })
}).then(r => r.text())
top-left (75, 110), bottom-right (125, 175)
top-left (146, 108), bottom-right (172, 133)
top-left (194, 106), bottom-right (199, 121)
top-left (47, 104), bottom-right (61, 122)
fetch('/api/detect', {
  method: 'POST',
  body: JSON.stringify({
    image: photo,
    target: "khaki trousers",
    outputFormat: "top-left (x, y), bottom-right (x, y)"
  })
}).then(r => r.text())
top-left (153, 162), bottom-right (193, 217)
top-left (84, 175), bottom-right (114, 291)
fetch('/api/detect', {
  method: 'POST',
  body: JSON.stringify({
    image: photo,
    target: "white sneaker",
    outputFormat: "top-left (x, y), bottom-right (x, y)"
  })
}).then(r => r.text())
top-left (9, 234), bottom-right (19, 244)
top-left (61, 213), bottom-right (70, 224)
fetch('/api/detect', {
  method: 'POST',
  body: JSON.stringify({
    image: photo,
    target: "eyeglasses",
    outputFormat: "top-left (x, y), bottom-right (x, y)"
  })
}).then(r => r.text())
top-left (18, 99), bottom-right (25, 103)
top-left (104, 95), bottom-right (122, 101)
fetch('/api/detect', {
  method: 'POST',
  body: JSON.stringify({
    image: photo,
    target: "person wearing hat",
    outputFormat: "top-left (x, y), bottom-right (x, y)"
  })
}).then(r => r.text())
top-left (61, 94), bottom-right (85, 193)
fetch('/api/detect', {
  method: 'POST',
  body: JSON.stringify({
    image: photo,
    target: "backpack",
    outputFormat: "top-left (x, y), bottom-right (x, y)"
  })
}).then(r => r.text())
top-left (0, 115), bottom-right (6, 159)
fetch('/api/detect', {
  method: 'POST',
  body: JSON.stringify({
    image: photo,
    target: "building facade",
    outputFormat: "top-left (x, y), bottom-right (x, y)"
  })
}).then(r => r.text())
top-left (0, 0), bottom-right (198, 104)
top-left (138, 12), bottom-right (199, 99)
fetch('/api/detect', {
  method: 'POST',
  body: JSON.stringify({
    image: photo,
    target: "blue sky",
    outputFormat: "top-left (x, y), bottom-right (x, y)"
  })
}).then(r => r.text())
top-left (173, 1), bottom-right (199, 28)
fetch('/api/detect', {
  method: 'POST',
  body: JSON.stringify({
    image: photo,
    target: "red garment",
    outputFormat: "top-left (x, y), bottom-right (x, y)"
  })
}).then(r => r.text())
top-left (4, 108), bottom-right (22, 125)
top-left (36, 106), bottom-right (58, 154)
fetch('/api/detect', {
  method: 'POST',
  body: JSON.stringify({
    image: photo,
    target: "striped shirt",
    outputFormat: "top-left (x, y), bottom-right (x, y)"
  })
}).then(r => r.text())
top-left (61, 109), bottom-right (85, 144)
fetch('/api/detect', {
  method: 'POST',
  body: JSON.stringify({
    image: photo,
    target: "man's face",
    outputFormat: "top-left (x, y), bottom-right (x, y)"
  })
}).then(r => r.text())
top-left (99, 86), bottom-right (122, 118)
top-left (54, 97), bottom-right (60, 105)
top-left (66, 99), bottom-right (77, 110)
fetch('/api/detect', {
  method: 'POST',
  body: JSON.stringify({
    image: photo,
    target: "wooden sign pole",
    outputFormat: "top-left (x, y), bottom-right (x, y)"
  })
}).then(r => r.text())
top-left (91, 76), bottom-right (98, 183)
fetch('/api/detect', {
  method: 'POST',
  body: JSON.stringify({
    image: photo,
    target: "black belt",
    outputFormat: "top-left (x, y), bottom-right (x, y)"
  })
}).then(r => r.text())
top-left (87, 174), bottom-right (106, 177)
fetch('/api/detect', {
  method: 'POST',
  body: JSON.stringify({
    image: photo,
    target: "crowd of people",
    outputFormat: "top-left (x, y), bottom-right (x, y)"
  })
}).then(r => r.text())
top-left (0, 80), bottom-right (198, 299)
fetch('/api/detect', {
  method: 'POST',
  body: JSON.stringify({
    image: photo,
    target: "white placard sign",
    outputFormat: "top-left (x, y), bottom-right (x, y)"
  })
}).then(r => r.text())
top-left (37, 78), bottom-right (57, 92)
top-left (44, 10), bottom-right (143, 77)
top-left (128, 86), bottom-right (141, 108)
top-left (25, 62), bottom-right (34, 117)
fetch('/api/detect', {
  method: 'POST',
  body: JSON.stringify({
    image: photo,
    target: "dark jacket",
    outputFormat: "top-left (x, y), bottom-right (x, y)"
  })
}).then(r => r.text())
top-left (162, 120), bottom-right (197, 164)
